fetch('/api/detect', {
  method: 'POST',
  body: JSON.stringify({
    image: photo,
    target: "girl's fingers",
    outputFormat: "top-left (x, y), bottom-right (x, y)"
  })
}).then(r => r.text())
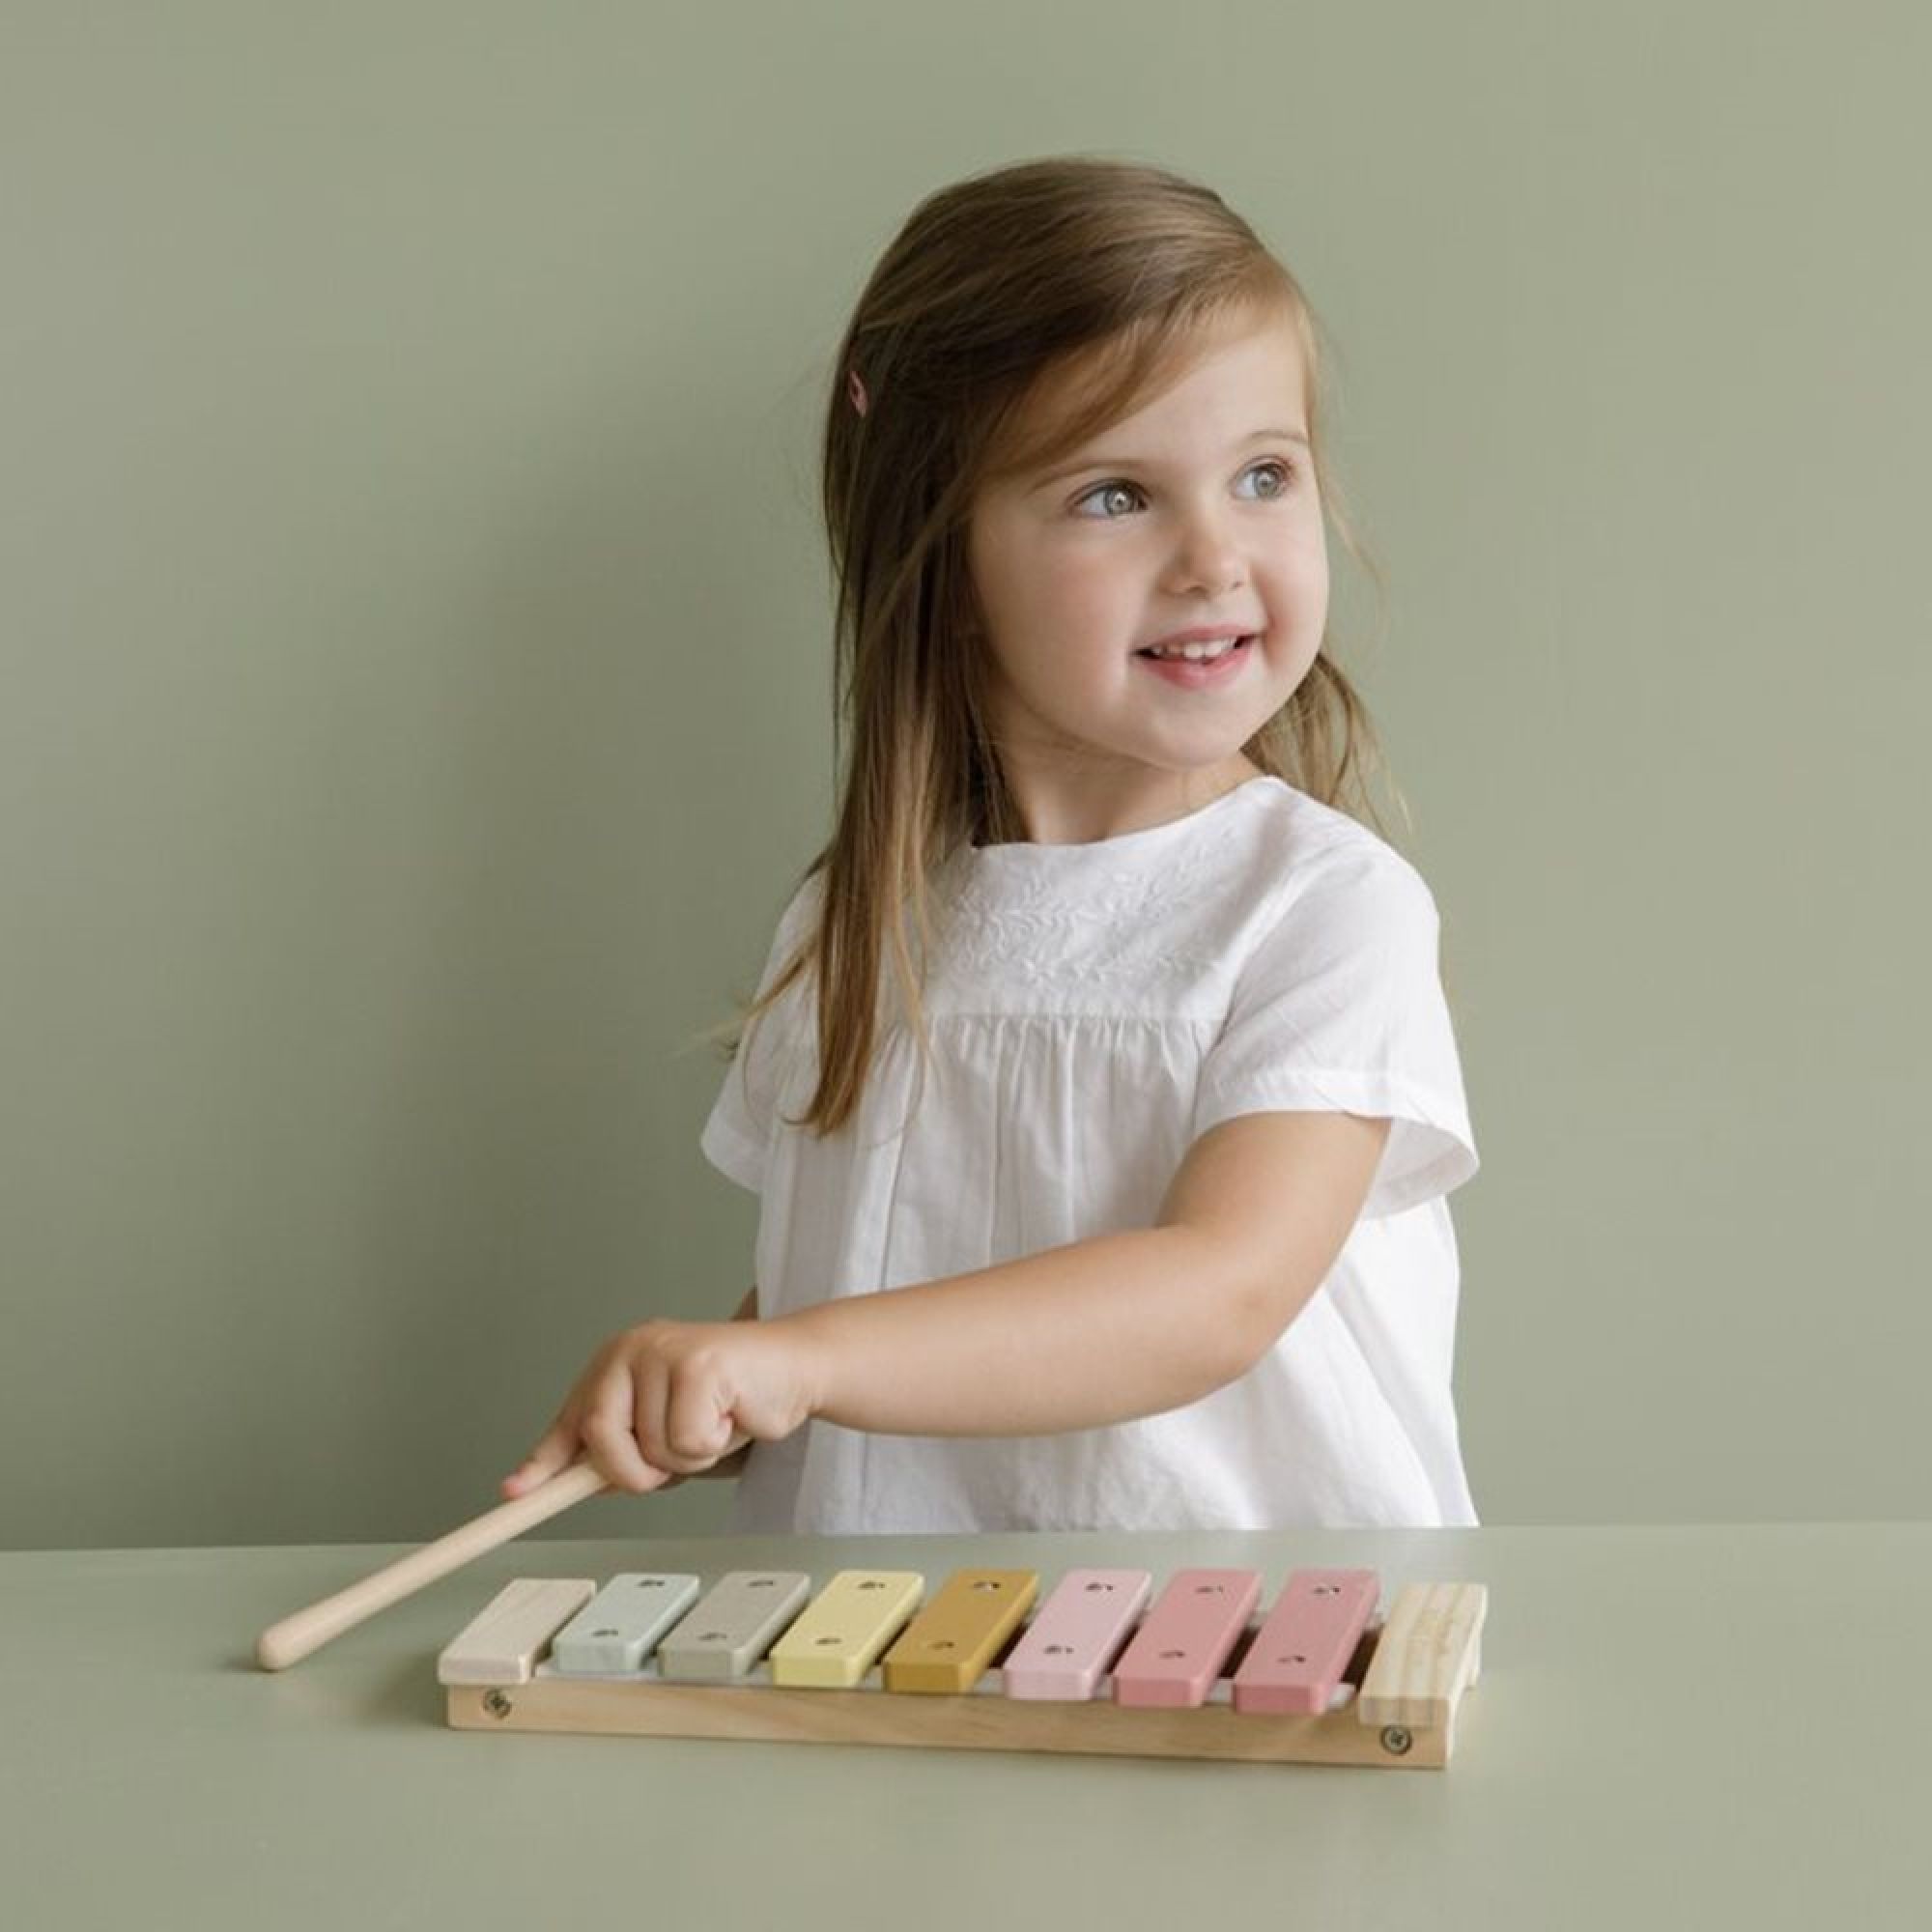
top-left (580, 1372), bottom-right (678, 1494)
top-left (634, 1354), bottom-right (724, 1477)
top-left (665, 1365), bottom-right (737, 1468)
top-left (579, 1407), bottom-right (676, 1493)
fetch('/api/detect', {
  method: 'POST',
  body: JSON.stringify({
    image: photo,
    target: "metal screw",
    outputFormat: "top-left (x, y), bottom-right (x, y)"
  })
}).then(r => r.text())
top-left (1380, 1725), bottom-right (1413, 1755)
top-left (484, 1690), bottom-right (514, 1720)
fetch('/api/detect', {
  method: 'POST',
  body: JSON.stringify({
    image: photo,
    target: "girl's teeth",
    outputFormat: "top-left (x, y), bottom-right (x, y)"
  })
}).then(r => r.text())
top-left (1148, 638), bottom-right (1240, 661)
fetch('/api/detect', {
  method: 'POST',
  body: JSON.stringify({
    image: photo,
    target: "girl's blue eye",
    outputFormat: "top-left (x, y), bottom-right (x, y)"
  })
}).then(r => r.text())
top-left (1073, 458), bottom-right (1297, 521)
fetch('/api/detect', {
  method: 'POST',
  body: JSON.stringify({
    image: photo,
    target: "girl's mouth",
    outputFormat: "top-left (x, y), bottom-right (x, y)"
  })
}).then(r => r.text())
top-left (1134, 635), bottom-right (1256, 688)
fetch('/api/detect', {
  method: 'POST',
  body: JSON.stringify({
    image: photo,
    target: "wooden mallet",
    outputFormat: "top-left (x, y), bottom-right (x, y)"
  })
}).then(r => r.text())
top-left (255, 1461), bottom-right (610, 1670)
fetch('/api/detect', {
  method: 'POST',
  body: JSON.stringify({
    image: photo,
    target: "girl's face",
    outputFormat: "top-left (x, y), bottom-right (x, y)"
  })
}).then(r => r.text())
top-left (965, 308), bottom-right (1328, 820)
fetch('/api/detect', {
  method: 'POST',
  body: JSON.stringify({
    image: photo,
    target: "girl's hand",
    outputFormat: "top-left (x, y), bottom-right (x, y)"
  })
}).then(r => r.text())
top-left (500, 1317), bottom-right (822, 1499)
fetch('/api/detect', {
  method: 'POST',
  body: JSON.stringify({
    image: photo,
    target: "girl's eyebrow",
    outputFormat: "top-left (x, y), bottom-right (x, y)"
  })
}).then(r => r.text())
top-left (1029, 427), bottom-right (1310, 492)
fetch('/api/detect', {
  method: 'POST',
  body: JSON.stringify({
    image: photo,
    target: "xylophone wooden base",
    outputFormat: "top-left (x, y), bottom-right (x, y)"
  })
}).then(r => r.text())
top-left (444, 1612), bottom-right (1483, 1771)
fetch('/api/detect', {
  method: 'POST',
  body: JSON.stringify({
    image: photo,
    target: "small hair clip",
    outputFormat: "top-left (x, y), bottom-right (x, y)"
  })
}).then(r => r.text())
top-left (846, 366), bottom-right (869, 417)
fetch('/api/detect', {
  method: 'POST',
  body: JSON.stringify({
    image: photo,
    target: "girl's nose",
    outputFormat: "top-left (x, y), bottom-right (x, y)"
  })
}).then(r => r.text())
top-left (1166, 519), bottom-right (1246, 596)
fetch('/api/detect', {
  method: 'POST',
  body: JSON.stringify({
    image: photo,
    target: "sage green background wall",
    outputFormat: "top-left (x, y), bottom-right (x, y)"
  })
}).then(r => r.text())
top-left (6, 3), bottom-right (1926, 1550)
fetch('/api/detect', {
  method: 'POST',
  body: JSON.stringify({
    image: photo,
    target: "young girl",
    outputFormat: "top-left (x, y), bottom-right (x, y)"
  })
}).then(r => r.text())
top-left (501, 155), bottom-right (1481, 1532)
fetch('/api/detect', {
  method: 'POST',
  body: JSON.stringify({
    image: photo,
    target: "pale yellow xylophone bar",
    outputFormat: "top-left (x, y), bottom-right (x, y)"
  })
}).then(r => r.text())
top-left (767, 1571), bottom-right (924, 1688)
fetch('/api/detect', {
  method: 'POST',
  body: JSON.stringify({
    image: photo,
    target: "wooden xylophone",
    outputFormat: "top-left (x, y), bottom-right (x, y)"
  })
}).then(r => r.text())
top-left (440, 1562), bottom-right (1487, 1770)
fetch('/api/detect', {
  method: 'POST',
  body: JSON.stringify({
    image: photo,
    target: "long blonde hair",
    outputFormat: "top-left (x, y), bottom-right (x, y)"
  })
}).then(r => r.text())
top-left (689, 154), bottom-right (1412, 1139)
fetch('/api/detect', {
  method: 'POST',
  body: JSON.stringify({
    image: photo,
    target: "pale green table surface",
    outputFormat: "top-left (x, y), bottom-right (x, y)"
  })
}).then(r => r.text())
top-left (4, 1522), bottom-right (1927, 1929)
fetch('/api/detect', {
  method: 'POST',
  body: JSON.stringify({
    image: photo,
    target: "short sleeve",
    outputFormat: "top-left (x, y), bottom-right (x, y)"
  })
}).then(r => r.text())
top-left (698, 873), bottom-right (821, 1195)
top-left (1190, 844), bottom-right (1478, 1219)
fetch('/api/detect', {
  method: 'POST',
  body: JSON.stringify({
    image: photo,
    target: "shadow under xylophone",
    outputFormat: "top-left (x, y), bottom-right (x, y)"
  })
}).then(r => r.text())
top-left (440, 1563), bottom-right (1488, 1770)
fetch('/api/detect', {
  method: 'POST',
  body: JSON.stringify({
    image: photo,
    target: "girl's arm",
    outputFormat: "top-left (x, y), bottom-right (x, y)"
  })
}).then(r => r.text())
top-left (794, 1229), bottom-right (1278, 1435)
top-left (505, 1111), bottom-right (1391, 1494)
top-left (792, 1110), bottom-right (1391, 1436)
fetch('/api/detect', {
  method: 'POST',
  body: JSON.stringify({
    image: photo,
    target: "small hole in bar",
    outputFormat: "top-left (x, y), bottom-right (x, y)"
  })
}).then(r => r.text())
top-left (928, 1639), bottom-right (956, 1651)
top-left (1084, 1582), bottom-right (1114, 1594)
top-left (1045, 1644), bottom-right (1072, 1656)
top-left (636, 1579), bottom-right (664, 1590)
top-left (1195, 1584), bottom-right (1223, 1595)
top-left (749, 1579), bottom-right (775, 1589)
top-left (700, 1632), bottom-right (729, 1642)
top-left (858, 1580), bottom-right (885, 1592)
top-left (815, 1635), bottom-right (841, 1647)
top-left (593, 1627), bottom-right (618, 1637)
top-left (1160, 1648), bottom-right (1186, 1660)
top-left (972, 1580), bottom-right (1002, 1592)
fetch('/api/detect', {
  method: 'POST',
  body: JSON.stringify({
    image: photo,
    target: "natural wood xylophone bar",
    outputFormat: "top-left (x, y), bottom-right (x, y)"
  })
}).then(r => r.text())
top-left (439, 1563), bottom-right (1488, 1770)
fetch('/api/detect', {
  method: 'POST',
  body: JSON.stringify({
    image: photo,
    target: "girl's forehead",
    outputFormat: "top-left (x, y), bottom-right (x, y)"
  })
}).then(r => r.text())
top-left (1006, 311), bottom-right (1303, 467)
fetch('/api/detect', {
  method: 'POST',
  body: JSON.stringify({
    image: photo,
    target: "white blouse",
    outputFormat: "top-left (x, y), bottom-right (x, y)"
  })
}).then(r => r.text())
top-left (700, 774), bottom-right (1481, 1531)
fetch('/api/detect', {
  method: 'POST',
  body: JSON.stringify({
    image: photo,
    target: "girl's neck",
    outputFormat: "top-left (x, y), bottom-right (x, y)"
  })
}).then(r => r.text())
top-left (976, 757), bottom-right (1265, 849)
